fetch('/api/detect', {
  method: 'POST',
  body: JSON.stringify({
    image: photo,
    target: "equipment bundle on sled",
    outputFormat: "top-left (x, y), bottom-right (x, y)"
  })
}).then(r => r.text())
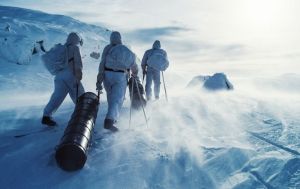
top-left (128, 76), bottom-right (147, 110)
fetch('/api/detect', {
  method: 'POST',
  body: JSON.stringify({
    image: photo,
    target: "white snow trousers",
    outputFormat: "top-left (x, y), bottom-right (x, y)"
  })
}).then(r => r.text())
top-left (103, 71), bottom-right (127, 121)
top-left (145, 67), bottom-right (161, 99)
top-left (43, 69), bottom-right (85, 117)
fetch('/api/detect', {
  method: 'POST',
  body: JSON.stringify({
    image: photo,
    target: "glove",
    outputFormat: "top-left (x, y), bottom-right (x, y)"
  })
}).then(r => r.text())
top-left (143, 68), bottom-right (147, 75)
top-left (131, 68), bottom-right (138, 78)
top-left (142, 65), bottom-right (147, 75)
top-left (131, 72), bottom-right (138, 78)
top-left (96, 81), bottom-right (103, 91)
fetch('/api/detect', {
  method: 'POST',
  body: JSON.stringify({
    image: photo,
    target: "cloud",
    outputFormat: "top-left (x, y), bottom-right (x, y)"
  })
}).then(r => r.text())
top-left (65, 11), bottom-right (100, 18)
top-left (123, 25), bottom-right (247, 64)
top-left (125, 26), bottom-right (245, 58)
top-left (168, 42), bottom-right (247, 64)
top-left (125, 26), bottom-right (190, 43)
top-left (220, 44), bottom-right (245, 56)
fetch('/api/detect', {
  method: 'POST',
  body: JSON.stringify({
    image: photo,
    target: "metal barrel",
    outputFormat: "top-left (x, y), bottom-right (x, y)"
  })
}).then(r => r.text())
top-left (55, 92), bottom-right (99, 171)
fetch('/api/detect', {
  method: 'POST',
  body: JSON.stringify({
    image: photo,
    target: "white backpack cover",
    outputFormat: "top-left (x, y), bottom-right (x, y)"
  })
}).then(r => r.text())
top-left (147, 50), bottom-right (169, 71)
top-left (105, 44), bottom-right (135, 70)
top-left (41, 44), bottom-right (68, 75)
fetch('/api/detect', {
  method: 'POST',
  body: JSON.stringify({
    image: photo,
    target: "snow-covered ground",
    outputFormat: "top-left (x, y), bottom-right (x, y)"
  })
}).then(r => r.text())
top-left (0, 5), bottom-right (299, 189)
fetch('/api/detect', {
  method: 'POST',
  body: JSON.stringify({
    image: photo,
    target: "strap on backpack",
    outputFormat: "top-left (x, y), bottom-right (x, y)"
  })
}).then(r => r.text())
top-left (65, 45), bottom-right (77, 77)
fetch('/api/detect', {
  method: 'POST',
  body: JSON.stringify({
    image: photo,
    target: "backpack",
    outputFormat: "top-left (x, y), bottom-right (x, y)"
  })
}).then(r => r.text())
top-left (41, 43), bottom-right (68, 75)
top-left (105, 44), bottom-right (135, 70)
top-left (147, 50), bottom-right (169, 71)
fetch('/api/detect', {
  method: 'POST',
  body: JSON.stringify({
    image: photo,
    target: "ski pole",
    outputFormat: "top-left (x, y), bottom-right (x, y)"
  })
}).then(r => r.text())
top-left (129, 78), bottom-right (134, 129)
top-left (134, 78), bottom-right (149, 127)
top-left (142, 70), bottom-right (146, 84)
top-left (161, 71), bottom-right (168, 102)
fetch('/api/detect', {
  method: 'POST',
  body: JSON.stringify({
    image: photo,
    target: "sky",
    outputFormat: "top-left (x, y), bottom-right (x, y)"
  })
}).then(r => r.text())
top-left (1, 0), bottom-right (300, 75)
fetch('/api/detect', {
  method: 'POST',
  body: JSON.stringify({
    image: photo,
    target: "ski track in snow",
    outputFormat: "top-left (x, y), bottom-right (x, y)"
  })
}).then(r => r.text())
top-left (0, 5), bottom-right (300, 189)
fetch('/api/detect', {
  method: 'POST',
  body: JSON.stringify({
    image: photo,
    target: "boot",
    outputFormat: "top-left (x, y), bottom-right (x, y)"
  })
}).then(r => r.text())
top-left (42, 116), bottom-right (57, 126)
top-left (104, 119), bottom-right (119, 132)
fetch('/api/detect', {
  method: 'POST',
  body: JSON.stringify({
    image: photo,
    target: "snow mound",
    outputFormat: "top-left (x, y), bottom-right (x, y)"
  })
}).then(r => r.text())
top-left (186, 75), bottom-right (210, 88)
top-left (187, 73), bottom-right (233, 90)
